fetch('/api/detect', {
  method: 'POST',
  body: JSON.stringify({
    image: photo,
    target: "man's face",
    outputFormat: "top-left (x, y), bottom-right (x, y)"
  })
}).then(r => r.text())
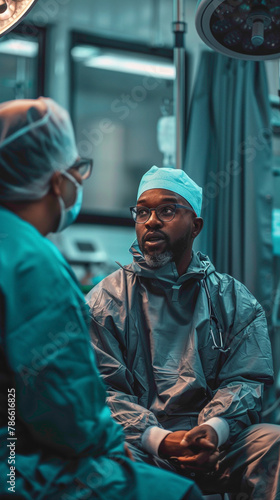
top-left (136, 188), bottom-right (198, 270)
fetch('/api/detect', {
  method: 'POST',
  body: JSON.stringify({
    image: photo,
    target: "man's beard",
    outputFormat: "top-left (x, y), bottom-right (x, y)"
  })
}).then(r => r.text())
top-left (143, 250), bottom-right (173, 268)
top-left (140, 230), bottom-right (192, 269)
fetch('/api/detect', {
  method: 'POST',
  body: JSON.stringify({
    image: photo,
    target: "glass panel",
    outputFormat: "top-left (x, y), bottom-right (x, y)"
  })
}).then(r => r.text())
top-left (0, 27), bottom-right (43, 102)
top-left (71, 41), bottom-right (175, 218)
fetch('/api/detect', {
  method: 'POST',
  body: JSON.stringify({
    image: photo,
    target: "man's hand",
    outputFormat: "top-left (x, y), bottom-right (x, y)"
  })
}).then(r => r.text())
top-left (181, 424), bottom-right (218, 450)
top-left (158, 425), bottom-right (219, 472)
top-left (176, 425), bottom-right (219, 471)
top-left (158, 430), bottom-right (193, 458)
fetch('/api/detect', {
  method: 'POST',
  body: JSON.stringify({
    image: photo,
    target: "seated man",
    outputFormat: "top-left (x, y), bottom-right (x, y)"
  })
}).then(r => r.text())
top-left (88, 165), bottom-right (280, 498)
top-left (0, 101), bottom-right (201, 500)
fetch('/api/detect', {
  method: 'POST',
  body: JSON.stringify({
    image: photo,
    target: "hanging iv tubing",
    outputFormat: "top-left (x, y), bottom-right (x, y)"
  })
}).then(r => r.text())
top-left (173, 0), bottom-right (187, 170)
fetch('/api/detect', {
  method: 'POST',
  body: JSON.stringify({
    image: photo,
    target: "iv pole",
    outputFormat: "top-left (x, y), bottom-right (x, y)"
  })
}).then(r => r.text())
top-left (173, 0), bottom-right (187, 170)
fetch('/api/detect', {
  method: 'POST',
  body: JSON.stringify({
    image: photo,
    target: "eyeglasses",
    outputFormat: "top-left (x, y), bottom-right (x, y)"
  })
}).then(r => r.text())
top-left (69, 158), bottom-right (93, 180)
top-left (130, 203), bottom-right (195, 224)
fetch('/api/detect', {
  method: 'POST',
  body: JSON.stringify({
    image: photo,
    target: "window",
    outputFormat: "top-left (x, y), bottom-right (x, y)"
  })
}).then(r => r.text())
top-left (70, 33), bottom-right (175, 220)
top-left (0, 24), bottom-right (45, 102)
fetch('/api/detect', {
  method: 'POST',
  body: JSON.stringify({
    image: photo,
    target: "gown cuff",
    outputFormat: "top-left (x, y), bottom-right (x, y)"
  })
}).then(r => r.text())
top-left (141, 426), bottom-right (172, 457)
top-left (201, 417), bottom-right (230, 447)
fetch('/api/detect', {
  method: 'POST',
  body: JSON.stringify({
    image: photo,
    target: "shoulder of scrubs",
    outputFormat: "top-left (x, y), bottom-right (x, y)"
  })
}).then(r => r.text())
top-left (0, 207), bottom-right (124, 458)
top-left (0, 208), bottom-right (86, 333)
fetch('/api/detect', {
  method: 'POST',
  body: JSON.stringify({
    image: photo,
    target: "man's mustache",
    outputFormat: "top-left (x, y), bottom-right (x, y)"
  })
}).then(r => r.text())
top-left (142, 231), bottom-right (167, 243)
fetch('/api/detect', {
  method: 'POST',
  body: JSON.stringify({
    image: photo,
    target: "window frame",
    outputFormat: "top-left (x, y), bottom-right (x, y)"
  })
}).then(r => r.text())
top-left (70, 31), bottom-right (174, 227)
top-left (0, 23), bottom-right (46, 97)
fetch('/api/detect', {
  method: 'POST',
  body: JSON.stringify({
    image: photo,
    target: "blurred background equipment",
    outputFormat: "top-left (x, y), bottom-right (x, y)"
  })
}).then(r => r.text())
top-left (48, 223), bottom-right (136, 293)
top-left (157, 100), bottom-right (176, 168)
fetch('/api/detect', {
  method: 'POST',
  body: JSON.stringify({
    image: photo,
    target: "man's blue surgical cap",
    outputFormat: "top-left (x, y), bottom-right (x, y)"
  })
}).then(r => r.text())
top-left (0, 97), bottom-right (78, 201)
top-left (137, 166), bottom-right (202, 217)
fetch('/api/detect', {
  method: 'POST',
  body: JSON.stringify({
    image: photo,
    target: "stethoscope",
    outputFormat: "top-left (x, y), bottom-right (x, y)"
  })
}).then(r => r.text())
top-left (202, 278), bottom-right (231, 354)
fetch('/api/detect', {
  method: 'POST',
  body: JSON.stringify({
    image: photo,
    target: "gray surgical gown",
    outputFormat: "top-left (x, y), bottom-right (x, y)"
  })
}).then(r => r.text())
top-left (87, 241), bottom-right (274, 449)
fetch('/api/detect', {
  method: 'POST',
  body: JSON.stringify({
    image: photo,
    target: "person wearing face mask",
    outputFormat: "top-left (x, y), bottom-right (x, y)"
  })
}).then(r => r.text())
top-left (0, 98), bottom-right (202, 500)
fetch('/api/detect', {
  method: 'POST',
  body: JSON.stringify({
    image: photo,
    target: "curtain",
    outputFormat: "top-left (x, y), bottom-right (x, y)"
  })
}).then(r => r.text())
top-left (185, 51), bottom-right (273, 309)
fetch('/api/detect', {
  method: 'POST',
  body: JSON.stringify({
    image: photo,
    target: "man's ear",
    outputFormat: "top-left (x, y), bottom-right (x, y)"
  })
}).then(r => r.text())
top-left (49, 171), bottom-right (63, 197)
top-left (192, 217), bottom-right (203, 239)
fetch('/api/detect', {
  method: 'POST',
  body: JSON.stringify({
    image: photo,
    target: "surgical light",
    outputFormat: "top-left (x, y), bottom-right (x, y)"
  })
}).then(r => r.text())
top-left (0, 0), bottom-right (39, 37)
top-left (196, 0), bottom-right (280, 60)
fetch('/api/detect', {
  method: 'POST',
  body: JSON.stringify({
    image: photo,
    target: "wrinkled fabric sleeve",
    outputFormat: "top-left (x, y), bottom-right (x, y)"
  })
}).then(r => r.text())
top-left (89, 314), bottom-right (164, 449)
top-left (198, 295), bottom-right (274, 446)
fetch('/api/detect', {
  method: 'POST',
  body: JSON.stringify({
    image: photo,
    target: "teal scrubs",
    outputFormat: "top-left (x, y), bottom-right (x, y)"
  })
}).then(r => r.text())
top-left (0, 207), bottom-right (200, 500)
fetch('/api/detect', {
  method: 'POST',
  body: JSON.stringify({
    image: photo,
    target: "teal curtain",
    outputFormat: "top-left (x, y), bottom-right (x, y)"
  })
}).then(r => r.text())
top-left (185, 51), bottom-right (273, 309)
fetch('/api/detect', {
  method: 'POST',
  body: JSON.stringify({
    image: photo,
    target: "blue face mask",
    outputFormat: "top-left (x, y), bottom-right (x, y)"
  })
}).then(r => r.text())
top-left (56, 171), bottom-right (83, 232)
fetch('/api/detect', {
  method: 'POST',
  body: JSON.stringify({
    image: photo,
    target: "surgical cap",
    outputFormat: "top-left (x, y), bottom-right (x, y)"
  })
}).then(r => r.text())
top-left (137, 166), bottom-right (203, 217)
top-left (0, 97), bottom-right (78, 201)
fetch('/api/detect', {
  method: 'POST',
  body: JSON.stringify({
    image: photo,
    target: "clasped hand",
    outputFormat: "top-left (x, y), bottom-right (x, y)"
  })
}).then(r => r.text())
top-left (158, 425), bottom-right (219, 473)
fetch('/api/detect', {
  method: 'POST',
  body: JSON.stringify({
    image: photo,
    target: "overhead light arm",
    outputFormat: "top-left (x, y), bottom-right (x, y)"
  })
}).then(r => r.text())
top-left (173, 0), bottom-right (187, 169)
top-left (0, 0), bottom-right (39, 37)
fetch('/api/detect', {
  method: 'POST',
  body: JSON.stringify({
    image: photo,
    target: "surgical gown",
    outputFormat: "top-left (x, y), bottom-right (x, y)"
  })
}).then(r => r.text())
top-left (87, 241), bottom-right (274, 450)
top-left (0, 207), bottom-right (200, 500)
